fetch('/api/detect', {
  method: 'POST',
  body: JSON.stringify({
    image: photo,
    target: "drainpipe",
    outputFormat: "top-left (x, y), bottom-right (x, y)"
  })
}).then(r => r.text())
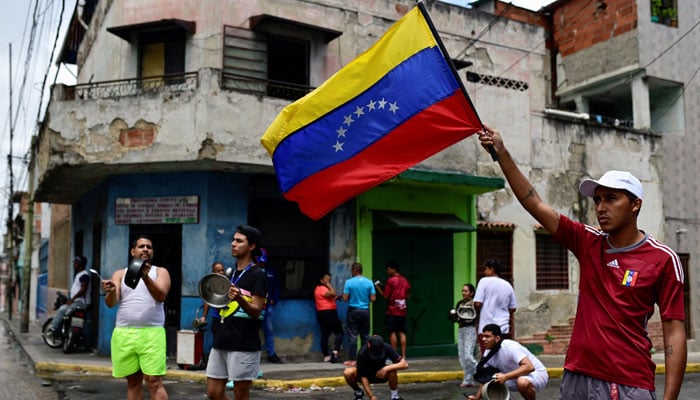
top-left (543, 10), bottom-right (558, 107)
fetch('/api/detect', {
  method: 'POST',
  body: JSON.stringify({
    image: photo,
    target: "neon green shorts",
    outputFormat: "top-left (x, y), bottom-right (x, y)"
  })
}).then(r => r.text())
top-left (111, 326), bottom-right (167, 378)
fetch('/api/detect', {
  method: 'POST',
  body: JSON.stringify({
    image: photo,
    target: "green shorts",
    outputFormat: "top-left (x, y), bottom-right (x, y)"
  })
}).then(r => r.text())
top-left (111, 326), bottom-right (167, 378)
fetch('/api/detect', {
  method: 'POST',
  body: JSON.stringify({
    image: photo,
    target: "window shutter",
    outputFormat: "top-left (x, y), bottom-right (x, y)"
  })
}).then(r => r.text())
top-left (222, 25), bottom-right (267, 95)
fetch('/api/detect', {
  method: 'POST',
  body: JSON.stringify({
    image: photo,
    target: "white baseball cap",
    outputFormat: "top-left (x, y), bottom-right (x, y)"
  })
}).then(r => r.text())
top-left (579, 170), bottom-right (643, 200)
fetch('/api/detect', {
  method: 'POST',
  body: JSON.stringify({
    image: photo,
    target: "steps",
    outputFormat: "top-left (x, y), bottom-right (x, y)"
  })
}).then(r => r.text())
top-left (518, 318), bottom-right (665, 356)
top-left (518, 318), bottom-right (574, 355)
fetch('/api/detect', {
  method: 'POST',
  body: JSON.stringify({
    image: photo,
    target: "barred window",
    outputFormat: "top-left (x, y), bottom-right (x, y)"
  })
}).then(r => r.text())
top-left (535, 231), bottom-right (568, 290)
top-left (477, 227), bottom-right (514, 284)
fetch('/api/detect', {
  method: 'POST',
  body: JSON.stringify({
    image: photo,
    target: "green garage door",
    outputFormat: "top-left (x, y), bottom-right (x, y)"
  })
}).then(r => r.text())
top-left (372, 230), bottom-right (454, 355)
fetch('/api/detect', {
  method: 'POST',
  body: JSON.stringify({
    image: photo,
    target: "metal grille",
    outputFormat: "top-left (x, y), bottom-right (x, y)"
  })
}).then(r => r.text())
top-left (69, 72), bottom-right (198, 100)
top-left (221, 25), bottom-right (314, 100)
top-left (466, 71), bottom-right (529, 91)
top-left (220, 72), bottom-right (313, 100)
top-left (535, 232), bottom-right (569, 290)
top-left (477, 229), bottom-right (514, 284)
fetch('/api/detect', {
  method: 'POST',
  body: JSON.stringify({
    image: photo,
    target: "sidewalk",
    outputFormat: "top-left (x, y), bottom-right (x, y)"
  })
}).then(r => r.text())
top-left (4, 316), bottom-right (700, 389)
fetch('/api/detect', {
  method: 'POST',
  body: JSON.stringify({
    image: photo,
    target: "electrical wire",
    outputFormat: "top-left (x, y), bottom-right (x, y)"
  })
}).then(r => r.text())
top-left (454, 1), bottom-right (513, 60)
top-left (36, 0), bottom-right (66, 124)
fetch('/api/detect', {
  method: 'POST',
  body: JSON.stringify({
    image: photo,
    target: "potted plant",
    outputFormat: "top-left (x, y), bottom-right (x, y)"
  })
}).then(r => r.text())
top-left (661, 7), bottom-right (678, 27)
top-left (650, 0), bottom-right (662, 22)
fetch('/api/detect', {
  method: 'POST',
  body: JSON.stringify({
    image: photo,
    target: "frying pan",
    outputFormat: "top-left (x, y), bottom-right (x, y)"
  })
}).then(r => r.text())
top-left (124, 258), bottom-right (149, 289)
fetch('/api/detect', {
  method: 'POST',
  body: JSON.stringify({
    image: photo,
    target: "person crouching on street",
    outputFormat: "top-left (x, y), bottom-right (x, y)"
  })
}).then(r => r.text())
top-left (344, 335), bottom-right (408, 400)
top-left (468, 324), bottom-right (548, 400)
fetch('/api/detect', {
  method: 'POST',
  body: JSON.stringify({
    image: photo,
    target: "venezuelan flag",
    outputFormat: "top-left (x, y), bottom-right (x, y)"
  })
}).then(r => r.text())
top-left (261, 5), bottom-right (482, 220)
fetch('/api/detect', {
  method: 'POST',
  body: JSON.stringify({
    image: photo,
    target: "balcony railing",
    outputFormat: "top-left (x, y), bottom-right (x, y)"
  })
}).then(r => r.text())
top-left (221, 72), bottom-right (314, 101)
top-left (67, 72), bottom-right (199, 101)
top-left (62, 70), bottom-right (313, 102)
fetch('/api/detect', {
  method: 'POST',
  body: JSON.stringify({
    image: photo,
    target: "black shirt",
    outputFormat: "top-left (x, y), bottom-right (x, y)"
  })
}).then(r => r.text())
top-left (356, 343), bottom-right (402, 378)
top-left (213, 265), bottom-right (268, 352)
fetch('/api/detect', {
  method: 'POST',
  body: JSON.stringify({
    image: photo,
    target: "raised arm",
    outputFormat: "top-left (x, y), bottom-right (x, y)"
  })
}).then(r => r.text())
top-left (478, 126), bottom-right (560, 234)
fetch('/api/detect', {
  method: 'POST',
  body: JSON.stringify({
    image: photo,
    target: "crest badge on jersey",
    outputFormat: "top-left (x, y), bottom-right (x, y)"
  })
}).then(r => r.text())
top-left (622, 270), bottom-right (639, 287)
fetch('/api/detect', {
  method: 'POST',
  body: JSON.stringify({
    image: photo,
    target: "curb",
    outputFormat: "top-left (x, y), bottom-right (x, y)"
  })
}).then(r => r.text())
top-left (32, 359), bottom-right (700, 389)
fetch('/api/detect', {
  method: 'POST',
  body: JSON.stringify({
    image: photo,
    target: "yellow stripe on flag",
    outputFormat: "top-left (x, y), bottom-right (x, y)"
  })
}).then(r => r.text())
top-left (261, 7), bottom-right (437, 155)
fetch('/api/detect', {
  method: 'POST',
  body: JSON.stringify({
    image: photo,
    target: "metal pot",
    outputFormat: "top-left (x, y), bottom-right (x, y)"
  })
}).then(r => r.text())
top-left (124, 258), bottom-right (148, 289)
top-left (198, 273), bottom-right (231, 308)
top-left (482, 379), bottom-right (510, 400)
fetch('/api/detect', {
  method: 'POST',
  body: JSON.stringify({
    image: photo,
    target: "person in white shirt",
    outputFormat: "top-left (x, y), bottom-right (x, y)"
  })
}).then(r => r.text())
top-left (473, 258), bottom-right (516, 353)
top-left (48, 255), bottom-right (91, 334)
top-left (468, 324), bottom-right (548, 400)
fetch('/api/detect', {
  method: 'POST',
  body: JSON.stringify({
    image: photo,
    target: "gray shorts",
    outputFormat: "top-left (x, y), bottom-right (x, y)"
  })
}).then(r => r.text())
top-left (205, 348), bottom-right (260, 381)
top-left (558, 370), bottom-right (656, 400)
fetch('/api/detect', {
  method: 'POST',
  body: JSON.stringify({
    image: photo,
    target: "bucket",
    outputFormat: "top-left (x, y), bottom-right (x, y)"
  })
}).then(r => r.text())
top-left (482, 379), bottom-right (510, 400)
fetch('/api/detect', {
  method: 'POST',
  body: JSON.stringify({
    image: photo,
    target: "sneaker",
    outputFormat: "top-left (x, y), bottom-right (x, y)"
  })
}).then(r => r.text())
top-left (354, 388), bottom-right (364, 399)
top-left (323, 355), bottom-right (332, 362)
top-left (267, 354), bottom-right (284, 364)
top-left (391, 397), bottom-right (404, 400)
top-left (330, 354), bottom-right (339, 363)
top-left (226, 380), bottom-right (234, 389)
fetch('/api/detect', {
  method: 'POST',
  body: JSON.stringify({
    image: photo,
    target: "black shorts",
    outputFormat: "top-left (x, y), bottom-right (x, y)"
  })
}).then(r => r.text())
top-left (385, 315), bottom-right (407, 333)
top-left (356, 375), bottom-right (388, 384)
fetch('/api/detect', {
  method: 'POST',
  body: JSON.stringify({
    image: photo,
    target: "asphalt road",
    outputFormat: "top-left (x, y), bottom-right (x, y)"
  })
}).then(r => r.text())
top-left (4, 319), bottom-right (700, 400)
top-left (0, 321), bottom-right (58, 400)
top-left (42, 371), bottom-right (700, 400)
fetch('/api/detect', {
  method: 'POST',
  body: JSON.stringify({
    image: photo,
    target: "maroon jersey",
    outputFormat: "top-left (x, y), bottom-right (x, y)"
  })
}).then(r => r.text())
top-left (384, 274), bottom-right (410, 316)
top-left (555, 215), bottom-right (684, 391)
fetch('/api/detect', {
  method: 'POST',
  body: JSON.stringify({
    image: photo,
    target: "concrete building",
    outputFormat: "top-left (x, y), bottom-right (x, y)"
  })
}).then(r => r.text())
top-left (30, 0), bottom-right (679, 358)
top-left (534, 0), bottom-right (697, 350)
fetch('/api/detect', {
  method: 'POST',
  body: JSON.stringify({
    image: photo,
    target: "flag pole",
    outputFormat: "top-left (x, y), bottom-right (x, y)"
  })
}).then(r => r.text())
top-left (416, 1), bottom-right (498, 161)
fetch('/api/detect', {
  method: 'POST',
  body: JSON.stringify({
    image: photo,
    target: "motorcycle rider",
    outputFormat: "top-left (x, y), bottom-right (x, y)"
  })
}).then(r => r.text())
top-left (48, 255), bottom-right (91, 336)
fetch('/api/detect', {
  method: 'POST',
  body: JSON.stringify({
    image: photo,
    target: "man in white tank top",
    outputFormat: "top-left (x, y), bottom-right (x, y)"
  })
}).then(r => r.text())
top-left (102, 235), bottom-right (171, 400)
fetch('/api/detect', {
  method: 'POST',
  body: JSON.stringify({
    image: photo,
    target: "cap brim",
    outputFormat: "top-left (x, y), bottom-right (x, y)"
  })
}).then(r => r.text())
top-left (579, 179), bottom-right (600, 198)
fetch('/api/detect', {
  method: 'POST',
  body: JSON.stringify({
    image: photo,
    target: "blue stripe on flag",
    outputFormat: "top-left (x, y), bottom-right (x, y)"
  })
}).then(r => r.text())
top-left (272, 46), bottom-right (459, 193)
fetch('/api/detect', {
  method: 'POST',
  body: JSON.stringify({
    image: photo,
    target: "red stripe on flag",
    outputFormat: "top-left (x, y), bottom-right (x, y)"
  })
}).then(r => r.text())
top-left (284, 91), bottom-right (482, 220)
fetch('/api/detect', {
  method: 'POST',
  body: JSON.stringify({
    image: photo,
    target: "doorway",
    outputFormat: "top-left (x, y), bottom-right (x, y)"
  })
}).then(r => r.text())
top-left (129, 224), bottom-right (182, 356)
top-left (372, 230), bottom-right (454, 355)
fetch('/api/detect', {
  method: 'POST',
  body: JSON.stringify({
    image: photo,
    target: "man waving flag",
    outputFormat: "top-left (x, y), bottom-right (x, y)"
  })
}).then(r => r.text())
top-left (261, 3), bottom-right (484, 220)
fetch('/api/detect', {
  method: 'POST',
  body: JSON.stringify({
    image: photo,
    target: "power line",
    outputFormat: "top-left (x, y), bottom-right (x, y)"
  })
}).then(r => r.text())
top-left (36, 0), bottom-right (67, 124)
top-left (642, 18), bottom-right (700, 69)
top-left (454, 2), bottom-right (513, 60)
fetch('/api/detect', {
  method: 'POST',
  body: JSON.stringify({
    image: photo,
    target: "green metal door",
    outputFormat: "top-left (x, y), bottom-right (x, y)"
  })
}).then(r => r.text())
top-left (372, 230), bottom-right (454, 355)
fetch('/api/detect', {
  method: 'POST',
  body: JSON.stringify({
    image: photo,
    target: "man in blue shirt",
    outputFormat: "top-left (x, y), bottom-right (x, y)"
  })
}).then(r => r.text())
top-left (342, 262), bottom-right (376, 366)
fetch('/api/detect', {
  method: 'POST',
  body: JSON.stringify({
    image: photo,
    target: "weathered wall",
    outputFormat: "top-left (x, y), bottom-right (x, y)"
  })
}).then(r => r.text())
top-left (556, 30), bottom-right (639, 91)
top-left (553, 0), bottom-right (637, 57)
top-left (637, 0), bottom-right (700, 345)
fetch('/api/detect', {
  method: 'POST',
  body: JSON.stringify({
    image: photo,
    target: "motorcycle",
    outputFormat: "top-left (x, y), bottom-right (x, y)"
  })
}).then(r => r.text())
top-left (41, 291), bottom-right (89, 354)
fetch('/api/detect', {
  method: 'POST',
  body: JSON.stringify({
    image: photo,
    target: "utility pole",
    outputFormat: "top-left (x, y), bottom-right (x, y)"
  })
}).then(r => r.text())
top-left (20, 155), bottom-right (35, 333)
top-left (5, 43), bottom-right (14, 321)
